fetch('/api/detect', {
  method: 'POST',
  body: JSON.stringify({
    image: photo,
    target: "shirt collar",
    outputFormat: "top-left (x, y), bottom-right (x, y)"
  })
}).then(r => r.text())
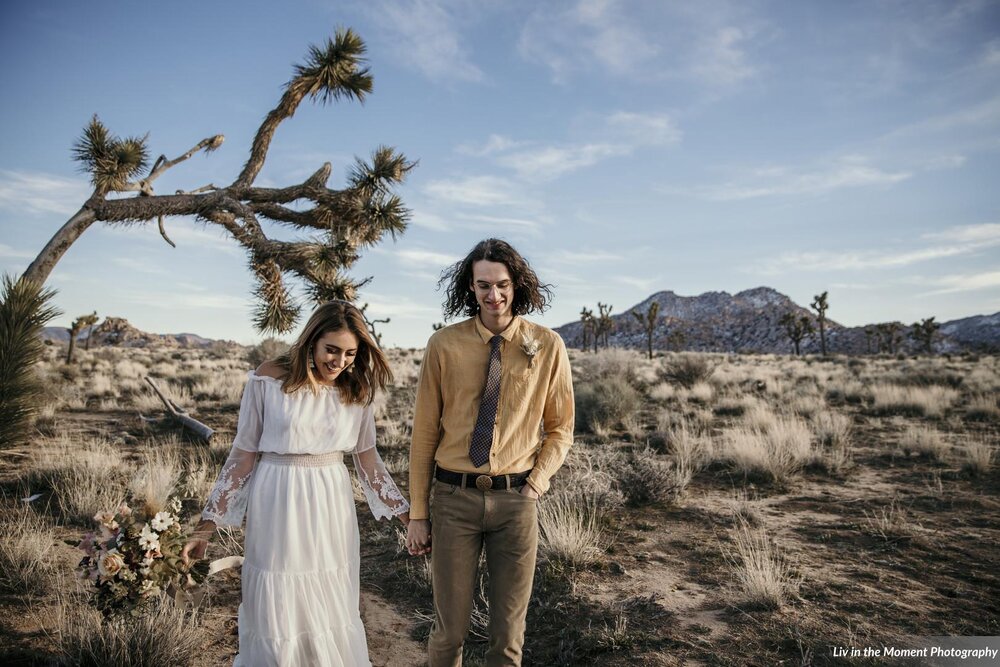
top-left (474, 314), bottom-right (521, 345)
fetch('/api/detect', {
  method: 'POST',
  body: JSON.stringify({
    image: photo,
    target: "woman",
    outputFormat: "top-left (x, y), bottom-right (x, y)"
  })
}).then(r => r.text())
top-left (182, 300), bottom-right (410, 666)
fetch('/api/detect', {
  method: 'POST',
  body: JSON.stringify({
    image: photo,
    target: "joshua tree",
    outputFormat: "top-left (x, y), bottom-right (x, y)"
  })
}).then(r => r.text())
top-left (66, 311), bottom-right (98, 363)
top-left (359, 303), bottom-right (389, 347)
top-left (596, 302), bottom-right (614, 349)
top-left (863, 327), bottom-right (875, 355)
top-left (876, 322), bottom-right (903, 354)
top-left (20, 28), bottom-right (413, 335)
top-left (779, 311), bottom-right (814, 355)
top-left (631, 301), bottom-right (660, 359)
top-left (432, 322), bottom-right (445, 331)
top-left (579, 307), bottom-right (595, 352)
top-left (810, 291), bottom-right (829, 356)
top-left (665, 328), bottom-right (686, 352)
top-left (910, 317), bottom-right (939, 355)
top-left (83, 312), bottom-right (100, 350)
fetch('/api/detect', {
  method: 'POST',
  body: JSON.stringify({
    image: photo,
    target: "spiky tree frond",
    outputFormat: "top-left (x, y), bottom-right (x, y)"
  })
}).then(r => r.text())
top-left (0, 275), bottom-right (60, 449)
top-left (289, 28), bottom-right (373, 105)
top-left (349, 146), bottom-right (415, 197)
top-left (72, 116), bottom-right (149, 193)
top-left (251, 259), bottom-right (300, 334)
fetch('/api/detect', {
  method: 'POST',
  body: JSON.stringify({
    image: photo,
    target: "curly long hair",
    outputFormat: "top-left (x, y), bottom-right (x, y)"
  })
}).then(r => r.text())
top-left (439, 239), bottom-right (553, 320)
top-left (275, 300), bottom-right (391, 405)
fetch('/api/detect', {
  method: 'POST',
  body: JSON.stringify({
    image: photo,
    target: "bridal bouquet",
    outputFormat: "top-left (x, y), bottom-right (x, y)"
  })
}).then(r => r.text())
top-left (77, 497), bottom-right (207, 616)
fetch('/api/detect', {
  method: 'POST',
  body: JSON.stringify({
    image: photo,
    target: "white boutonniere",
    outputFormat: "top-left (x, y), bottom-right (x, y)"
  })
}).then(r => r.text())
top-left (520, 334), bottom-right (541, 368)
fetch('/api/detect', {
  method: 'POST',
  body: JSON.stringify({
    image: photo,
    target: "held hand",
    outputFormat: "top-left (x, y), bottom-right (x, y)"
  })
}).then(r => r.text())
top-left (519, 484), bottom-right (540, 499)
top-left (181, 538), bottom-right (208, 566)
top-left (406, 519), bottom-right (432, 556)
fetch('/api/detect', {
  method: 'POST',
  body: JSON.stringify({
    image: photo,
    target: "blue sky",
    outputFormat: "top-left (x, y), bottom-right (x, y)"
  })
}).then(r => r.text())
top-left (1, 0), bottom-right (998, 347)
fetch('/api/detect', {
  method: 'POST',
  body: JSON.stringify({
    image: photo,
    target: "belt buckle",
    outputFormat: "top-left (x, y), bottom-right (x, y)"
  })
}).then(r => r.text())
top-left (475, 475), bottom-right (493, 491)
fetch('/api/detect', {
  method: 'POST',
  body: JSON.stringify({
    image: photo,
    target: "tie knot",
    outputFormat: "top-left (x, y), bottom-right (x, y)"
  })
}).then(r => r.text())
top-left (490, 335), bottom-right (503, 349)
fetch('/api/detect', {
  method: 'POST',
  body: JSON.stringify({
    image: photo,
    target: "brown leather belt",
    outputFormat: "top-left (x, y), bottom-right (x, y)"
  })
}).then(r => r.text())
top-left (435, 467), bottom-right (530, 491)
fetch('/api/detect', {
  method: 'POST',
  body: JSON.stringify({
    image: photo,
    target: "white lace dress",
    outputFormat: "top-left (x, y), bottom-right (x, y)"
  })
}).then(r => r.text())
top-left (202, 371), bottom-right (409, 667)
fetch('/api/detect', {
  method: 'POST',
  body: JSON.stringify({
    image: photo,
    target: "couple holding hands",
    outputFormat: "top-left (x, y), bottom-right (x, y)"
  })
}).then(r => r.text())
top-left (182, 238), bottom-right (575, 667)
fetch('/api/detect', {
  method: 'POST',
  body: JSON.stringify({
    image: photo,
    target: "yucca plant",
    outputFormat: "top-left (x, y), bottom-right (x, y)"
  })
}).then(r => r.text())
top-left (0, 275), bottom-right (60, 450)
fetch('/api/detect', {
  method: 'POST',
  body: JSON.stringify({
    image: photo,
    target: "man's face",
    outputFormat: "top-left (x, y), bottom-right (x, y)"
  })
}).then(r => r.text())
top-left (471, 260), bottom-right (514, 320)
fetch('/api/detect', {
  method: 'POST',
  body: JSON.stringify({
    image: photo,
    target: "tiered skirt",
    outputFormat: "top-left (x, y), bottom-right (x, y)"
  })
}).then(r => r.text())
top-left (235, 451), bottom-right (371, 667)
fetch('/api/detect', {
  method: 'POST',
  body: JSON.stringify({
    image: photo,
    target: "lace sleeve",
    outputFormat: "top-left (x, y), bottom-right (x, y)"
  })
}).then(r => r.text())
top-left (201, 375), bottom-right (264, 526)
top-left (353, 403), bottom-right (409, 521)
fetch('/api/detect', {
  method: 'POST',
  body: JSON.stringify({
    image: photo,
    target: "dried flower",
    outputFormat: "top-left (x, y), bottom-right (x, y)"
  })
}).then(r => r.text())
top-left (520, 334), bottom-right (542, 368)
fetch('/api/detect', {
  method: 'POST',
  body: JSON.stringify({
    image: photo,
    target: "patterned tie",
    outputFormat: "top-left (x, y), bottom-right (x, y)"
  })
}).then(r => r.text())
top-left (469, 335), bottom-right (503, 467)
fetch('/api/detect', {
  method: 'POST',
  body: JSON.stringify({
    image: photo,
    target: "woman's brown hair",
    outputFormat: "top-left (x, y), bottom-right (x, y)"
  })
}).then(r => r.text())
top-left (439, 238), bottom-right (553, 320)
top-left (274, 300), bottom-right (392, 405)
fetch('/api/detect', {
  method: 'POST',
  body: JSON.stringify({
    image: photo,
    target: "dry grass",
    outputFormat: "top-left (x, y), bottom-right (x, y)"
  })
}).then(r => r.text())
top-left (899, 426), bottom-right (949, 461)
top-left (961, 438), bottom-right (995, 477)
top-left (870, 384), bottom-right (959, 418)
top-left (55, 598), bottom-right (205, 666)
top-left (965, 394), bottom-right (1000, 421)
top-left (863, 497), bottom-right (916, 540)
top-left (130, 448), bottom-right (181, 516)
top-left (0, 504), bottom-right (56, 595)
top-left (31, 436), bottom-right (130, 525)
top-left (538, 491), bottom-right (606, 568)
top-left (721, 413), bottom-right (817, 483)
top-left (725, 518), bottom-right (798, 610)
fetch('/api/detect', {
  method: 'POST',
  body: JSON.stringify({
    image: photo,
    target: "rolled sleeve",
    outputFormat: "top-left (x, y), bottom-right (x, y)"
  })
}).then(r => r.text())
top-left (408, 336), bottom-right (443, 520)
top-left (527, 335), bottom-right (575, 495)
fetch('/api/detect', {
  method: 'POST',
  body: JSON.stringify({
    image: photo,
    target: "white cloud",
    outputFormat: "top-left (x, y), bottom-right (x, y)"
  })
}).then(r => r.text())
top-left (750, 223), bottom-right (1000, 275)
top-left (606, 112), bottom-right (682, 146)
top-left (456, 213), bottom-right (545, 236)
top-left (518, 0), bottom-right (658, 82)
top-left (368, 0), bottom-right (483, 83)
top-left (0, 170), bottom-right (90, 216)
top-left (377, 247), bottom-right (459, 268)
top-left (550, 249), bottom-right (622, 263)
top-left (690, 158), bottom-right (912, 201)
top-left (112, 257), bottom-right (168, 274)
top-left (424, 175), bottom-right (525, 208)
top-left (922, 271), bottom-right (1000, 295)
top-left (497, 143), bottom-right (629, 180)
top-left (456, 135), bottom-right (526, 157)
top-left (691, 26), bottom-right (757, 85)
top-left (614, 275), bottom-right (660, 293)
top-left (0, 243), bottom-right (34, 260)
top-left (358, 293), bottom-right (442, 319)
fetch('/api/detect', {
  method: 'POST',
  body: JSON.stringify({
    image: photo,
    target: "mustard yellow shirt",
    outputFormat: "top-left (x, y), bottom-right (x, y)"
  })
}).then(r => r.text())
top-left (408, 315), bottom-right (575, 520)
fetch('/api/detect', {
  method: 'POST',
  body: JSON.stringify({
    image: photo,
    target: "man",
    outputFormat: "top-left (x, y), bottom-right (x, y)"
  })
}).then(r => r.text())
top-left (406, 238), bottom-right (575, 667)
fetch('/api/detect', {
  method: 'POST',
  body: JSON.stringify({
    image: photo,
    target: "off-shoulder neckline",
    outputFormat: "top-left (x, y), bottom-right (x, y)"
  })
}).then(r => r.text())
top-left (246, 370), bottom-right (337, 391)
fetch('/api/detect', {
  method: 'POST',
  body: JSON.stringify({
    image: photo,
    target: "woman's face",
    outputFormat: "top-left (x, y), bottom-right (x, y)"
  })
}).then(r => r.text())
top-left (312, 328), bottom-right (360, 384)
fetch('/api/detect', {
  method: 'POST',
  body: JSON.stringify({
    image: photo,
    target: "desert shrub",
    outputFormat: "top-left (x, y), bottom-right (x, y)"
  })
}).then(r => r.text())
top-left (0, 275), bottom-right (60, 450)
top-left (961, 439), bottom-right (994, 477)
top-left (572, 347), bottom-right (641, 384)
top-left (538, 491), bottom-right (605, 568)
top-left (870, 384), bottom-right (959, 418)
top-left (33, 437), bottom-right (130, 524)
top-left (725, 518), bottom-right (797, 610)
top-left (812, 411), bottom-right (853, 473)
top-left (0, 505), bottom-right (56, 595)
top-left (246, 337), bottom-right (290, 369)
top-left (965, 395), bottom-right (999, 421)
top-left (612, 446), bottom-right (682, 506)
top-left (722, 414), bottom-right (816, 483)
top-left (660, 353), bottom-right (716, 388)
top-left (899, 426), bottom-right (949, 461)
top-left (574, 377), bottom-right (641, 432)
top-left (55, 599), bottom-right (205, 667)
top-left (862, 497), bottom-right (916, 540)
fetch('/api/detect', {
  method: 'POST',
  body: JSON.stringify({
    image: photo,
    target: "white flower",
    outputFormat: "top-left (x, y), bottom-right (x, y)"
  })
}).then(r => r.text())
top-left (138, 524), bottom-right (160, 552)
top-left (119, 568), bottom-right (136, 582)
top-left (97, 549), bottom-right (125, 577)
top-left (150, 512), bottom-right (174, 531)
top-left (140, 579), bottom-right (160, 598)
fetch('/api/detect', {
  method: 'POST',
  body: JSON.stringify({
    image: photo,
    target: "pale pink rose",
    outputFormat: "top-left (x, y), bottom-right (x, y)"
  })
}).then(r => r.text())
top-left (97, 549), bottom-right (125, 578)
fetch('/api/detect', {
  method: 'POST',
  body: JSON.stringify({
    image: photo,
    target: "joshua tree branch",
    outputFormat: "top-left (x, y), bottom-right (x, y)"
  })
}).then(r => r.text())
top-left (157, 216), bottom-right (177, 248)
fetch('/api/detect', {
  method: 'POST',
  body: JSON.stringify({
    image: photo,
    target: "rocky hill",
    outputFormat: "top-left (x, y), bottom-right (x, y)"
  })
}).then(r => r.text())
top-left (42, 317), bottom-right (222, 349)
top-left (555, 287), bottom-right (1000, 355)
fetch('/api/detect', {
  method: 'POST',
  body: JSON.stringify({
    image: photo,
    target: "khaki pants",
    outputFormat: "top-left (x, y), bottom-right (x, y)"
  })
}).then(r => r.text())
top-left (428, 481), bottom-right (539, 667)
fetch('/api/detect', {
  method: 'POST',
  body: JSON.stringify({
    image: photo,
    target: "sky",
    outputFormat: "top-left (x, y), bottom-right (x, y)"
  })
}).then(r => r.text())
top-left (1, 0), bottom-right (998, 348)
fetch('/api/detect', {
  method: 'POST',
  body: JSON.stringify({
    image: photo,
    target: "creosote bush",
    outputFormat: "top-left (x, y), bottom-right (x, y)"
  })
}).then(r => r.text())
top-left (574, 377), bottom-right (641, 433)
top-left (660, 353), bottom-right (716, 388)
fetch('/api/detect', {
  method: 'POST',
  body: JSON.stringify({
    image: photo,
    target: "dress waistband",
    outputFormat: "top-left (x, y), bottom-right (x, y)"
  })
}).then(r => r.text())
top-left (260, 451), bottom-right (345, 467)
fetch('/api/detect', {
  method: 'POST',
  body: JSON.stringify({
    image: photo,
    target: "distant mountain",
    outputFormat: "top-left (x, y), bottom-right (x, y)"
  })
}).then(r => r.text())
top-left (555, 287), bottom-right (999, 354)
top-left (41, 317), bottom-right (228, 349)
